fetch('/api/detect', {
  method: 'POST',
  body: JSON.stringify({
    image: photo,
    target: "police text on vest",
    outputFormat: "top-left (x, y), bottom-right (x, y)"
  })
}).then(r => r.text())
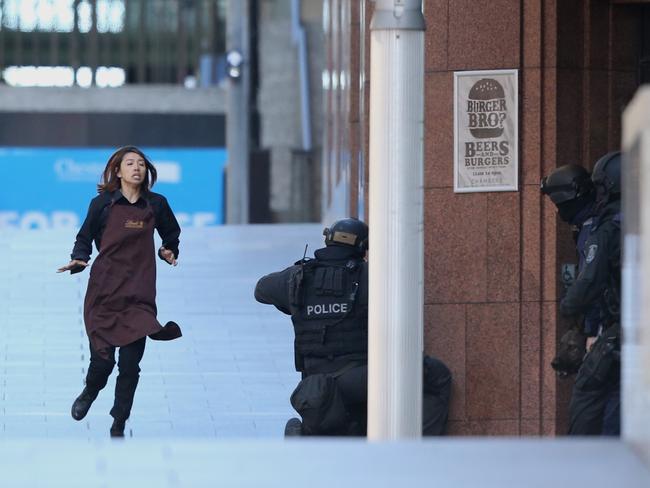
top-left (306, 303), bottom-right (349, 316)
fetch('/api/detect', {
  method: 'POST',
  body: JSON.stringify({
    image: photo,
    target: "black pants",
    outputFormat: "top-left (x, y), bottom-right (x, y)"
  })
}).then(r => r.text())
top-left (303, 355), bottom-right (452, 436)
top-left (85, 337), bottom-right (146, 421)
top-left (568, 364), bottom-right (620, 436)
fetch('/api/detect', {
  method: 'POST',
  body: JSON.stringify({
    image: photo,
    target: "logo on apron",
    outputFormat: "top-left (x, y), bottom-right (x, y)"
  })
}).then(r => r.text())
top-left (124, 219), bottom-right (144, 229)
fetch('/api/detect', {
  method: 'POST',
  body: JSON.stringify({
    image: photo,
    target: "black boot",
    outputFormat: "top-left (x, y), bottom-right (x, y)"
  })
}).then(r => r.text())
top-left (148, 321), bottom-right (182, 341)
top-left (284, 417), bottom-right (303, 437)
top-left (110, 419), bottom-right (126, 438)
top-left (71, 387), bottom-right (98, 421)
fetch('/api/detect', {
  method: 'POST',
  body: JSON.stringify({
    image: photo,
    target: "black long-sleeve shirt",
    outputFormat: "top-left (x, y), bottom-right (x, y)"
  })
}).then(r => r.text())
top-left (71, 190), bottom-right (181, 263)
top-left (560, 200), bottom-right (620, 321)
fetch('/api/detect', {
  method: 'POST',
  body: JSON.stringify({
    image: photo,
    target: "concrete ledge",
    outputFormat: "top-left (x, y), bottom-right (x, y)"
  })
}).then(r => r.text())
top-left (0, 438), bottom-right (648, 487)
top-left (0, 86), bottom-right (226, 114)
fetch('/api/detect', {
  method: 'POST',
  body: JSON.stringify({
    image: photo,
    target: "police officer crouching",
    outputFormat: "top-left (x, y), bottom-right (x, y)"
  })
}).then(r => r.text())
top-left (541, 152), bottom-right (621, 436)
top-left (254, 218), bottom-right (452, 436)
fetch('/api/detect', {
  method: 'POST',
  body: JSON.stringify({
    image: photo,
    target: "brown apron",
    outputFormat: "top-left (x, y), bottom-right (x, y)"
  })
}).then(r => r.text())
top-left (84, 199), bottom-right (164, 356)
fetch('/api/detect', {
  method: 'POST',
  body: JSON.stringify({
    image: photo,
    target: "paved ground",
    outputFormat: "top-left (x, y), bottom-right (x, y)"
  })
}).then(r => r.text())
top-left (1, 224), bottom-right (650, 487)
top-left (0, 224), bottom-right (322, 439)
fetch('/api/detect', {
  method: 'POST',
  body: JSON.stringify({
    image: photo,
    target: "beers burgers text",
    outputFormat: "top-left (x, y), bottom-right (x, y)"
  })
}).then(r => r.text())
top-left (465, 141), bottom-right (510, 167)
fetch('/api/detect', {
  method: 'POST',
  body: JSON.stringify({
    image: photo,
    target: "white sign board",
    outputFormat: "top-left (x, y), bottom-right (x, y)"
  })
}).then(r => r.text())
top-left (454, 69), bottom-right (518, 193)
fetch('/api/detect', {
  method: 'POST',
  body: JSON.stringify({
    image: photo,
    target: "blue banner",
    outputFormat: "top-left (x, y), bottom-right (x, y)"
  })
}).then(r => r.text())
top-left (0, 147), bottom-right (226, 229)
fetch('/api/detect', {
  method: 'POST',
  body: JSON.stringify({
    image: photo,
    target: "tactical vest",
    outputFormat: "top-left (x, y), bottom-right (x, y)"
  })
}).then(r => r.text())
top-left (591, 211), bottom-right (622, 324)
top-left (289, 258), bottom-right (367, 368)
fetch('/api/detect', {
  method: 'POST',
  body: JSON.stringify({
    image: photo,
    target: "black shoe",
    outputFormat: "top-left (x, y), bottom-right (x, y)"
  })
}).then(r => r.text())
top-left (71, 388), bottom-right (97, 421)
top-left (110, 419), bottom-right (126, 438)
top-left (284, 417), bottom-right (303, 437)
top-left (148, 321), bottom-right (183, 341)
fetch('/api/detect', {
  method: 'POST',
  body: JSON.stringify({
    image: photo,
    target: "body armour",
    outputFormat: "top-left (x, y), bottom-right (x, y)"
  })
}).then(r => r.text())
top-left (289, 258), bottom-right (368, 365)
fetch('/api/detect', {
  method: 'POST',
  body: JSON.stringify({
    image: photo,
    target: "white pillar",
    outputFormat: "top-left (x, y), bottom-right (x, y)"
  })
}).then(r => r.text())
top-left (367, 0), bottom-right (425, 440)
top-left (622, 87), bottom-right (650, 465)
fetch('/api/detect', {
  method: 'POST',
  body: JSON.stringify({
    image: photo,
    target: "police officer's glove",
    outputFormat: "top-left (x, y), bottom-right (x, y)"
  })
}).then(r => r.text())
top-left (551, 329), bottom-right (587, 379)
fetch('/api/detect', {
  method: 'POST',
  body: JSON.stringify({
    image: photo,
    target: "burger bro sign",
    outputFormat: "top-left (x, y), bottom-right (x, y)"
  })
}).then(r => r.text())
top-left (454, 69), bottom-right (518, 192)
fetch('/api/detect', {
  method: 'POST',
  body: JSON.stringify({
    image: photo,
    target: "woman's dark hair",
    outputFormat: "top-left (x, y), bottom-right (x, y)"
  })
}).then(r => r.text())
top-left (97, 145), bottom-right (157, 194)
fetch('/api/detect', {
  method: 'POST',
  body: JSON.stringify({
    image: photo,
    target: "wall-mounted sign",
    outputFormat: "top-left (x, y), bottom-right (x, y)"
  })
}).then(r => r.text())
top-left (454, 69), bottom-right (518, 193)
top-left (0, 147), bottom-right (227, 229)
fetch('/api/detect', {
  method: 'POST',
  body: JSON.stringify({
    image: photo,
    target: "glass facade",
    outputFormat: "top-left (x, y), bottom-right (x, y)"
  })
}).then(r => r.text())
top-left (0, 0), bottom-right (227, 86)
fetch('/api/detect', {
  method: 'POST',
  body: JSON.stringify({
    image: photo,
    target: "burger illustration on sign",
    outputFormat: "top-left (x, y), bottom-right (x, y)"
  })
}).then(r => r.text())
top-left (467, 78), bottom-right (506, 138)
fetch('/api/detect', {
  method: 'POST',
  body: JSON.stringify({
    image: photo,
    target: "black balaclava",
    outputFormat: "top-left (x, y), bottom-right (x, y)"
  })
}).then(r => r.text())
top-left (556, 193), bottom-right (595, 225)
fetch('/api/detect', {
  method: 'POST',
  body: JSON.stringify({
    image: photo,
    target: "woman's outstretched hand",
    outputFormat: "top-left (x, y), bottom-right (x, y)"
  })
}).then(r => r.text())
top-left (159, 246), bottom-right (177, 266)
top-left (57, 259), bottom-right (89, 273)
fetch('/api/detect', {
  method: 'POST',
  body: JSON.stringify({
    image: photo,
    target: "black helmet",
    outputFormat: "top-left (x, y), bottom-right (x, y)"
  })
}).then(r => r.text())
top-left (323, 218), bottom-right (368, 252)
top-left (591, 151), bottom-right (621, 205)
top-left (540, 164), bottom-right (593, 205)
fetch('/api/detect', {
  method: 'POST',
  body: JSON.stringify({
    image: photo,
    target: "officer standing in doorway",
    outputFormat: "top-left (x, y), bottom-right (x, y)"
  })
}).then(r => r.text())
top-left (254, 218), bottom-right (452, 436)
top-left (541, 152), bottom-right (622, 436)
top-left (541, 163), bottom-right (599, 375)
